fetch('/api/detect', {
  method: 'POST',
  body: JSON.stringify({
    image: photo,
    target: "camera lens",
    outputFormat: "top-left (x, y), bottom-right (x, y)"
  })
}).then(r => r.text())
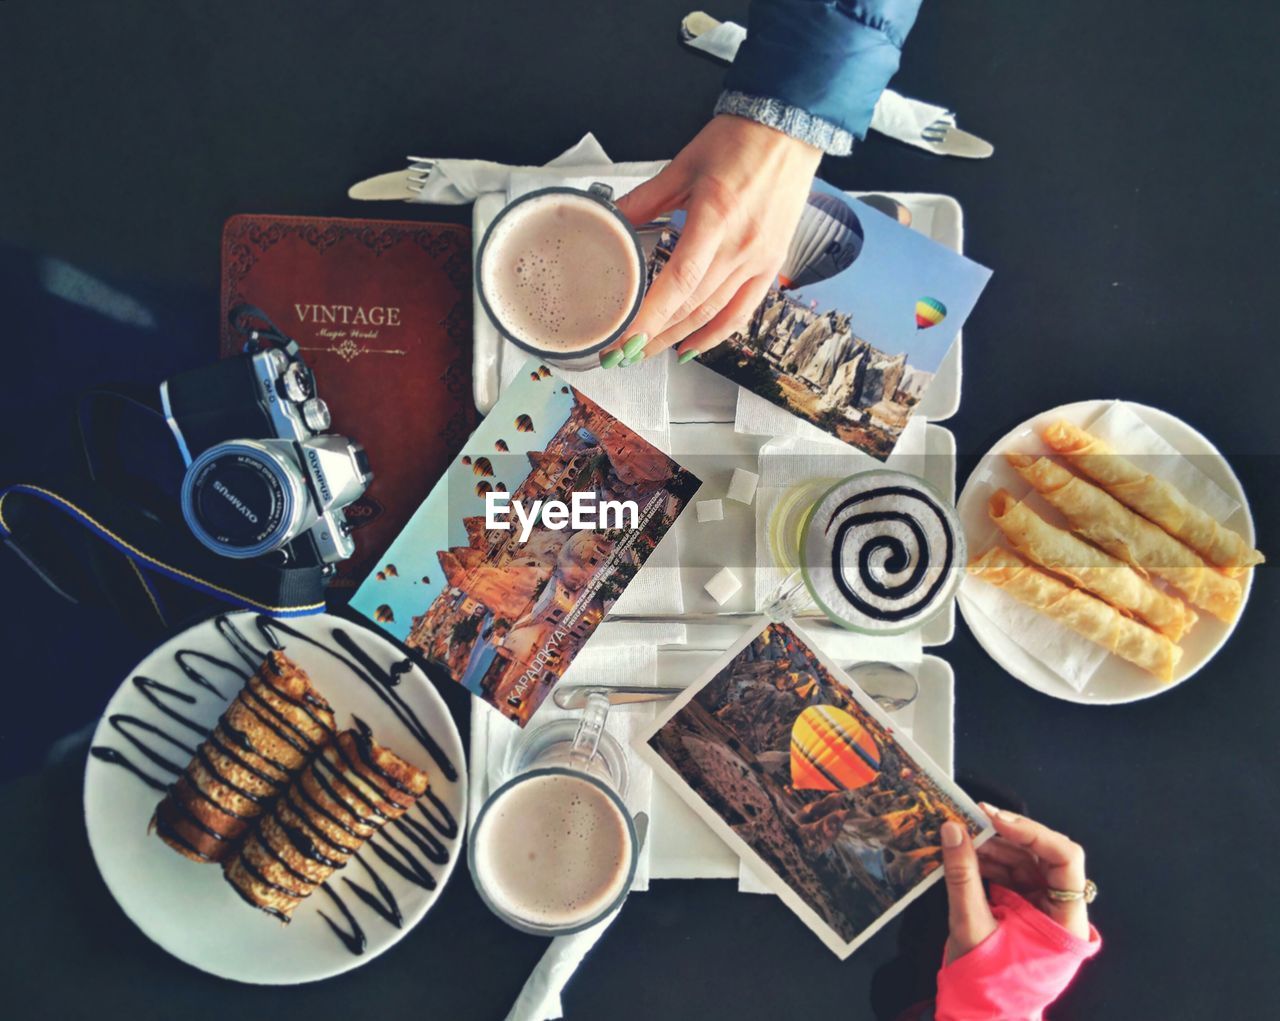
top-left (181, 442), bottom-right (306, 558)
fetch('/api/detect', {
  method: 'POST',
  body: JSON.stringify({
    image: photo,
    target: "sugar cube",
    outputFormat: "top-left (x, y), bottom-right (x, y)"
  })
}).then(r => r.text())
top-left (696, 499), bottom-right (724, 523)
top-left (726, 467), bottom-right (759, 505)
top-left (703, 567), bottom-right (742, 606)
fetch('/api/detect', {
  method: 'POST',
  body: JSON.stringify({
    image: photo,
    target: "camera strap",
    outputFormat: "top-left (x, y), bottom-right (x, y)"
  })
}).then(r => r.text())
top-left (0, 482), bottom-right (328, 623)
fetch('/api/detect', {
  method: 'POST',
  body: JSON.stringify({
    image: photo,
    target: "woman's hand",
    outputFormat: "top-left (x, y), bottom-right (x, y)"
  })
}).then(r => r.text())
top-left (600, 114), bottom-right (822, 367)
top-left (940, 804), bottom-right (1091, 964)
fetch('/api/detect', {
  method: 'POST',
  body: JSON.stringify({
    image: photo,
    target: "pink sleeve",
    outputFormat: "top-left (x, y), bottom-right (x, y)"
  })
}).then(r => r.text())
top-left (934, 885), bottom-right (1101, 1021)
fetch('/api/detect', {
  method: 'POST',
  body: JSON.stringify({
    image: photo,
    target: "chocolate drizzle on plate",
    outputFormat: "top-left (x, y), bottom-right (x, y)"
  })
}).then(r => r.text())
top-left (89, 613), bottom-right (459, 956)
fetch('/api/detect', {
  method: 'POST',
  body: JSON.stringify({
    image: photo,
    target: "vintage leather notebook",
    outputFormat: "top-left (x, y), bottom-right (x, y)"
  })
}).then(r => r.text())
top-left (219, 214), bottom-right (478, 590)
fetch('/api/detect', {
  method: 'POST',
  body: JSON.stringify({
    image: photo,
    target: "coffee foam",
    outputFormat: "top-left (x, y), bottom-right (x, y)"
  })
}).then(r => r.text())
top-left (473, 772), bottom-right (633, 929)
top-left (480, 192), bottom-right (641, 353)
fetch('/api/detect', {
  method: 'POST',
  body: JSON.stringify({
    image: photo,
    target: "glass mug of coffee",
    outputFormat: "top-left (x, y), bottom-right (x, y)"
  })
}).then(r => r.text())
top-left (475, 183), bottom-right (647, 369)
top-left (468, 692), bottom-right (639, 935)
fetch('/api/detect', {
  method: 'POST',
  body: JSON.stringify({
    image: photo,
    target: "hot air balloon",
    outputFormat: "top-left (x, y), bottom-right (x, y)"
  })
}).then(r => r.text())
top-left (472, 456), bottom-right (494, 477)
top-left (461, 455), bottom-right (472, 466)
top-left (374, 604), bottom-right (394, 623)
top-left (494, 438), bottom-right (509, 452)
top-left (530, 371), bottom-right (541, 382)
top-left (515, 414), bottom-right (534, 433)
top-left (790, 705), bottom-right (881, 792)
top-left (560, 386), bottom-right (569, 394)
top-left (421, 576), bottom-right (430, 584)
top-left (915, 297), bottom-right (947, 330)
top-left (778, 191), bottom-right (864, 290)
top-left (375, 571), bottom-right (386, 581)
top-left (384, 564), bottom-right (398, 578)
top-left (538, 365), bottom-right (551, 378)
top-left (475, 480), bottom-right (493, 497)
top-left (494, 481), bottom-right (508, 492)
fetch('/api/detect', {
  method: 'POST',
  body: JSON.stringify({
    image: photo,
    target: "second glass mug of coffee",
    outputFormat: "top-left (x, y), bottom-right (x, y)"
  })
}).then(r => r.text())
top-left (468, 692), bottom-right (641, 935)
top-left (475, 182), bottom-right (649, 370)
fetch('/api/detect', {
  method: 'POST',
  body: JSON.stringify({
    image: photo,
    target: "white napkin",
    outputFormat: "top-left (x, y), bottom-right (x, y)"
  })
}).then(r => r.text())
top-left (960, 401), bottom-right (1240, 692)
top-left (468, 635), bottom-right (680, 1021)
top-left (681, 15), bottom-right (958, 153)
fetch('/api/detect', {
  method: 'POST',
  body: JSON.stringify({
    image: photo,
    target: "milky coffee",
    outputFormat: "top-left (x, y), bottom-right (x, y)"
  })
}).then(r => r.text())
top-left (472, 772), bottom-right (633, 929)
top-left (480, 191), bottom-right (641, 353)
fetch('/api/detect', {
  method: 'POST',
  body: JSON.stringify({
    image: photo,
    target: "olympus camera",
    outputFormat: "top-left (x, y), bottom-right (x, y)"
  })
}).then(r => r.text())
top-left (159, 307), bottom-right (372, 571)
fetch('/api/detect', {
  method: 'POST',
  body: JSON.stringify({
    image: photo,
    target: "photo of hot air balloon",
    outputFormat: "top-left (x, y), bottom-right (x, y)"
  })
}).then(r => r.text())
top-left (646, 177), bottom-right (991, 463)
top-left (537, 365), bottom-right (551, 378)
top-left (494, 438), bottom-right (509, 452)
top-left (374, 604), bottom-right (394, 623)
top-left (493, 481), bottom-right (507, 492)
top-left (914, 296), bottom-right (946, 330)
top-left (472, 456), bottom-right (494, 477)
top-left (475, 480), bottom-right (492, 497)
top-left (778, 189), bottom-right (864, 290)
top-left (530, 370), bottom-right (540, 382)
top-left (384, 564), bottom-right (398, 578)
top-left (514, 413), bottom-right (534, 433)
top-left (461, 455), bottom-right (472, 466)
top-left (641, 621), bottom-right (990, 957)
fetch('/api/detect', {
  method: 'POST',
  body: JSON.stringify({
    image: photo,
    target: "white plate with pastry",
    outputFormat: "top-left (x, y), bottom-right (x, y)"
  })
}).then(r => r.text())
top-left (957, 399), bottom-right (1260, 704)
top-left (83, 611), bottom-right (467, 984)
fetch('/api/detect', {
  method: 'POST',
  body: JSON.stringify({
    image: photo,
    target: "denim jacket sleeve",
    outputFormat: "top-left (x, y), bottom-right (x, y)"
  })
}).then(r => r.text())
top-left (717, 0), bottom-right (923, 155)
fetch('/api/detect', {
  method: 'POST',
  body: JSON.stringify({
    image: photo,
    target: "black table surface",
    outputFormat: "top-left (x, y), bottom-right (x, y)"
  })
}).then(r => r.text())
top-left (1, 2), bottom-right (1277, 1018)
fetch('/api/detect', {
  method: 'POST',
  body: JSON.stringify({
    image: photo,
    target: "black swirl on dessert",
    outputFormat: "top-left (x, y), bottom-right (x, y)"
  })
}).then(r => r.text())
top-left (88, 613), bottom-right (459, 957)
top-left (823, 485), bottom-right (956, 623)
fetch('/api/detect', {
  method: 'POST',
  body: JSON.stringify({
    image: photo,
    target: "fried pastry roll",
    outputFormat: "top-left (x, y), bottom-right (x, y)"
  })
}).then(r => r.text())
top-left (1041, 420), bottom-right (1263, 576)
top-left (152, 651), bottom-right (336, 863)
top-left (1007, 454), bottom-right (1243, 622)
top-left (224, 726), bottom-right (430, 922)
top-left (988, 490), bottom-right (1198, 641)
top-left (968, 547), bottom-right (1182, 681)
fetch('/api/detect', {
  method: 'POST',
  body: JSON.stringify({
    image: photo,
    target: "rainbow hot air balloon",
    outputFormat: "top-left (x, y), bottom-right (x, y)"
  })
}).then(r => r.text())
top-left (790, 705), bottom-right (881, 792)
top-left (494, 438), bottom-right (509, 452)
top-left (515, 414), bottom-right (535, 433)
top-left (374, 604), bottom-right (394, 623)
top-left (915, 297), bottom-right (947, 330)
top-left (472, 456), bottom-right (494, 477)
top-left (779, 191), bottom-right (864, 290)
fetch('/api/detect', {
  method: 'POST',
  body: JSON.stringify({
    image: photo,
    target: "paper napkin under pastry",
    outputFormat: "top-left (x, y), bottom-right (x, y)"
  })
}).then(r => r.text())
top-left (960, 401), bottom-right (1242, 691)
top-left (468, 631), bottom-right (683, 1021)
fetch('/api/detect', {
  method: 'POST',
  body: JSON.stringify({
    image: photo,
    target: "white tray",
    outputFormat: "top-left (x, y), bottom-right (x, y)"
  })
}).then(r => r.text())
top-left (472, 191), bottom-right (965, 420)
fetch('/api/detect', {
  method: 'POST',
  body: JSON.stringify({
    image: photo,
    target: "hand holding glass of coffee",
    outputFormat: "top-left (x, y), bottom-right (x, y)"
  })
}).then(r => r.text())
top-left (468, 692), bottom-right (640, 935)
top-left (475, 183), bottom-right (648, 371)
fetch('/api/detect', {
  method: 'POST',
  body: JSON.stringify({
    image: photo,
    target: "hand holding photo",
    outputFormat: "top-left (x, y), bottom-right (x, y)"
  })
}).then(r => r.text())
top-left (636, 621), bottom-right (991, 958)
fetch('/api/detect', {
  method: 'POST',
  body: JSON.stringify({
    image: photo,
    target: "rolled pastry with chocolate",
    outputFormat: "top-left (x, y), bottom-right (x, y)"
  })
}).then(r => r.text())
top-left (152, 651), bottom-right (336, 863)
top-left (988, 490), bottom-right (1198, 641)
top-left (1042, 420), bottom-right (1263, 576)
top-left (224, 725), bottom-right (430, 922)
top-left (1007, 454), bottom-right (1243, 622)
top-left (968, 547), bottom-right (1182, 681)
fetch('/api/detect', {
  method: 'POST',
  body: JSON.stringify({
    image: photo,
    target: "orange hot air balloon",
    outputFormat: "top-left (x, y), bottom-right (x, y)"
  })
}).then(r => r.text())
top-left (374, 604), bottom-right (394, 623)
top-left (538, 365), bottom-right (551, 378)
top-left (475, 480), bottom-right (492, 497)
top-left (530, 371), bottom-right (540, 381)
top-left (384, 564), bottom-right (398, 578)
top-left (461, 455), bottom-right (472, 465)
top-left (472, 456), bottom-right (494, 477)
top-left (515, 414), bottom-right (535, 433)
top-left (790, 705), bottom-right (881, 792)
top-left (494, 438), bottom-right (509, 452)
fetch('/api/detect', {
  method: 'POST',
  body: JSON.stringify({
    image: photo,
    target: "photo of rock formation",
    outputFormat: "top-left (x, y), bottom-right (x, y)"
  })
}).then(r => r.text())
top-left (397, 385), bottom-right (699, 726)
top-left (647, 622), bottom-right (984, 948)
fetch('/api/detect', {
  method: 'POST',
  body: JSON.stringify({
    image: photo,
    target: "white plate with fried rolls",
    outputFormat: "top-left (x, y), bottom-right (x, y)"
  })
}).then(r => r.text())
top-left (957, 400), bottom-right (1262, 704)
top-left (83, 612), bottom-right (467, 983)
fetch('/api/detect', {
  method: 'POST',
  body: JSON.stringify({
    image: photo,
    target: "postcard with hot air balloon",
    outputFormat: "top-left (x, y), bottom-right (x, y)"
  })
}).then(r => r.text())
top-left (652, 180), bottom-right (991, 459)
top-left (349, 358), bottom-right (700, 726)
top-left (636, 621), bottom-right (992, 959)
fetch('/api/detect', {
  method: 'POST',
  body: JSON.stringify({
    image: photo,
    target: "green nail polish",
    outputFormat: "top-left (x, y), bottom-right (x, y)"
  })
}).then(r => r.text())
top-left (621, 350), bottom-right (647, 367)
top-left (678, 349), bottom-right (699, 364)
top-left (599, 348), bottom-right (625, 369)
top-left (621, 333), bottom-right (648, 359)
